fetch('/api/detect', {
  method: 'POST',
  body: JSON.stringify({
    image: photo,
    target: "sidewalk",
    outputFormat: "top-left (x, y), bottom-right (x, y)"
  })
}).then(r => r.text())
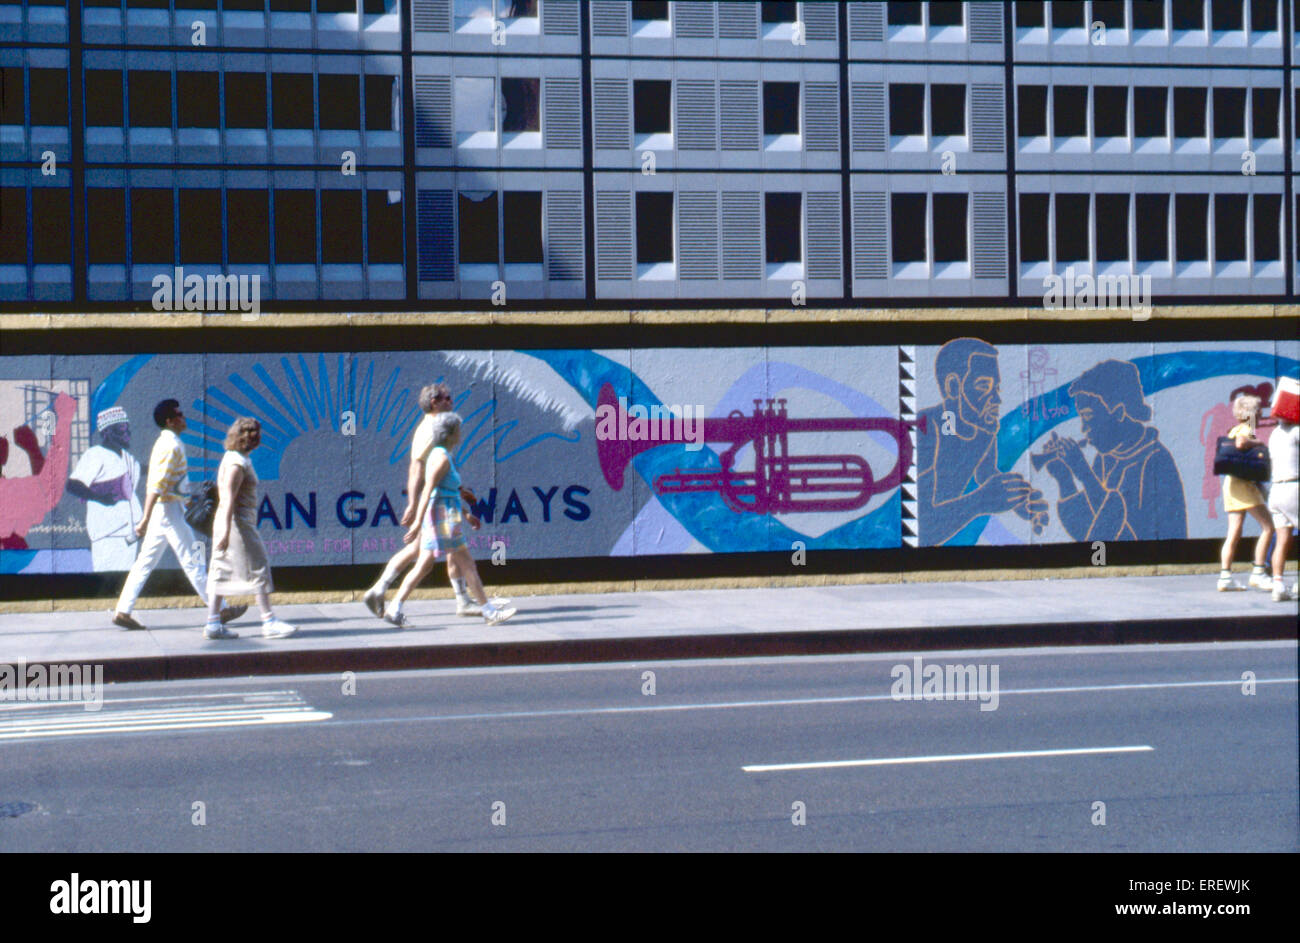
top-left (1, 573), bottom-right (1295, 683)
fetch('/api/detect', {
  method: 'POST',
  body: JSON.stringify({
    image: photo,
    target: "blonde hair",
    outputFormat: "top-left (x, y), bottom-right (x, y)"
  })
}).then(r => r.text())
top-left (1232, 394), bottom-right (1261, 426)
top-left (224, 417), bottom-right (261, 452)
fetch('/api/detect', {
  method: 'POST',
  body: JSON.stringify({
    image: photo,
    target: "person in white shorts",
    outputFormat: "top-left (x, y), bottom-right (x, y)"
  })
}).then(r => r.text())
top-left (111, 400), bottom-right (245, 630)
top-left (1266, 378), bottom-right (1299, 603)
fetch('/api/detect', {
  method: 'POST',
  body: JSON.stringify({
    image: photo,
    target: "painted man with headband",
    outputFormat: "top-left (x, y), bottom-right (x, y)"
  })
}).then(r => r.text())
top-left (66, 406), bottom-right (143, 571)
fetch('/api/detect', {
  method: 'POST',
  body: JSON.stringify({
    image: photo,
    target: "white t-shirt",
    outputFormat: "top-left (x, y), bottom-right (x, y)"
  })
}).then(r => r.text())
top-left (69, 445), bottom-right (142, 541)
top-left (1269, 421), bottom-right (1299, 483)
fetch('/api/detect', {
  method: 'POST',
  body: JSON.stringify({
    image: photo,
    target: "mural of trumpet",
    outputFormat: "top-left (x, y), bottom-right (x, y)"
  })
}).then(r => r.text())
top-left (595, 383), bottom-right (923, 515)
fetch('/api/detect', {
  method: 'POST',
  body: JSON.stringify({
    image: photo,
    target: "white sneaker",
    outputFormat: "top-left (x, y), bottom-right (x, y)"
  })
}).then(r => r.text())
top-left (204, 623), bottom-right (239, 640)
top-left (455, 600), bottom-right (482, 616)
top-left (1249, 572), bottom-right (1274, 591)
top-left (261, 618), bottom-right (297, 639)
top-left (1216, 575), bottom-right (1242, 592)
top-left (383, 607), bottom-right (409, 628)
top-left (483, 605), bottom-right (516, 626)
top-left (362, 586), bottom-right (386, 618)
top-left (1272, 583), bottom-right (1295, 603)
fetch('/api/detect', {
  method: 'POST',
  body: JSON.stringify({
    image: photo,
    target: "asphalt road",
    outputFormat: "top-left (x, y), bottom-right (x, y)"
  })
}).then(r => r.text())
top-left (1, 642), bottom-right (1295, 852)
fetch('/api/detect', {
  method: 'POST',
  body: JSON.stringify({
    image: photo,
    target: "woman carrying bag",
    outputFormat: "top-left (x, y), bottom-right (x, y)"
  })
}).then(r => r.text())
top-left (1216, 394), bottom-right (1274, 592)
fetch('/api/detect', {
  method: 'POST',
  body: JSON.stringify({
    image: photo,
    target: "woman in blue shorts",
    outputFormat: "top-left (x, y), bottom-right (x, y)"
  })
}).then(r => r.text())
top-left (385, 412), bottom-right (516, 627)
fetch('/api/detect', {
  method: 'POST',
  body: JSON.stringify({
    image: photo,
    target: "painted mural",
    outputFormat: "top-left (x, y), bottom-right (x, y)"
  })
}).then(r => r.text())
top-left (1, 341), bottom-right (1296, 578)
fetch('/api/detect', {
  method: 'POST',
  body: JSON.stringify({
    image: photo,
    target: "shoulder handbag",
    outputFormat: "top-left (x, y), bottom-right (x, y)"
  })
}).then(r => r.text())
top-left (184, 481), bottom-right (219, 537)
top-left (1213, 436), bottom-right (1271, 482)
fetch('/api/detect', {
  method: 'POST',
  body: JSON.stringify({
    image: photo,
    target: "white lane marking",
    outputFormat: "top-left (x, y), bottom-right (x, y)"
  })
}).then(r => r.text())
top-left (743, 745), bottom-right (1155, 773)
top-left (0, 691), bottom-right (331, 742)
top-left (0, 689), bottom-right (302, 711)
top-left (325, 676), bottom-right (1298, 727)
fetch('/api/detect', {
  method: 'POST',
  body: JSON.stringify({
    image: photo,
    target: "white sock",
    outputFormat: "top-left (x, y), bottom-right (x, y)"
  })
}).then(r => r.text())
top-left (1252, 564), bottom-right (1267, 573)
top-left (261, 613), bottom-right (276, 624)
top-left (1219, 569), bottom-right (1231, 578)
top-left (452, 578), bottom-right (468, 601)
top-left (481, 600), bottom-right (497, 617)
top-left (387, 600), bottom-right (404, 617)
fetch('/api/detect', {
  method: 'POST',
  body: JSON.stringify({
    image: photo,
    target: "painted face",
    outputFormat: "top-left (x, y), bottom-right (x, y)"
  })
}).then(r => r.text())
top-left (1073, 392), bottom-right (1116, 451)
top-left (104, 423), bottom-right (130, 450)
top-left (960, 353), bottom-right (1001, 433)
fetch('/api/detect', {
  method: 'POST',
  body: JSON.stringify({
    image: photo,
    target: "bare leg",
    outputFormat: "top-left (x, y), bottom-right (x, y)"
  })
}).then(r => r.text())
top-left (376, 541), bottom-right (419, 588)
top-left (255, 591), bottom-right (273, 621)
top-left (449, 547), bottom-right (488, 605)
top-left (393, 549), bottom-right (439, 605)
top-left (207, 592), bottom-right (223, 620)
top-left (1246, 505), bottom-right (1275, 569)
top-left (1220, 511), bottom-right (1245, 571)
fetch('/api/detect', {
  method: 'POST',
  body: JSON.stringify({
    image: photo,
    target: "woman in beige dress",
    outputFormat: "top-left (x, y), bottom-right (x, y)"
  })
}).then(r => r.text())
top-left (1217, 394), bottom-right (1274, 592)
top-left (204, 417), bottom-right (296, 639)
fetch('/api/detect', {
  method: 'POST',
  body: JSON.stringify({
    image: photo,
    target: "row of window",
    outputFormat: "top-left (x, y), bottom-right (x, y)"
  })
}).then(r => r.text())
top-left (0, 186), bottom-right (403, 266)
top-left (1015, 84), bottom-right (1290, 142)
top-left (1011, 0), bottom-right (1285, 32)
top-left (6, 184), bottom-right (1298, 282)
top-left (71, 1), bottom-right (396, 12)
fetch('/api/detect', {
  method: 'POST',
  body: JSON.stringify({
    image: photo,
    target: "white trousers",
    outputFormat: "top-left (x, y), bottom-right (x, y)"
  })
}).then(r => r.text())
top-left (116, 501), bottom-right (209, 614)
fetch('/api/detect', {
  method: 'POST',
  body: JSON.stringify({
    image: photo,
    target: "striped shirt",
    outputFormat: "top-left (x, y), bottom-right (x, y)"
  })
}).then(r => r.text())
top-left (147, 428), bottom-right (189, 503)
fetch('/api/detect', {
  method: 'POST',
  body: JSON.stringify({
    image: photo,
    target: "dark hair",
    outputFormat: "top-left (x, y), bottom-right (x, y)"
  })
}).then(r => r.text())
top-left (153, 399), bottom-right (181, 429)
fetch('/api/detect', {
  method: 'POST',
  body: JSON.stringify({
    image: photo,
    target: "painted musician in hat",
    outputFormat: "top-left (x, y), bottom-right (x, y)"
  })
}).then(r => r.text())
top-left (65, 406), bottom-right (143, 572)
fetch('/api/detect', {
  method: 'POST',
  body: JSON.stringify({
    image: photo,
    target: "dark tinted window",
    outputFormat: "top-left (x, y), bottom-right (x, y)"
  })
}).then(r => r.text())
top-left (366, 190), bottom-right (403, 264)
top-left (364, 74), bottom-right (396, 131)
top-left (87, 189), bottom-right (127, 264)
top-left (458, 192), bottom-right (498, 264)
top-left (1253, 193), bottom-right (1280, 261)
top-left (179, 189), bottom-right (223, 263)
top-left (1214, 193), bottom-right (1247, 260)
top-left (1175, 193), bottom-right (1208, 261)
top-left (1173, 87), bottom-right (1206, 137)
top-left (890, 84), bottom-right (924, 135)
top-left (763, 82), bottom-right (800, 135)
top-left (761, 2), bottom-right (798, 23)
top-left (272, 73), bottom-right (314, 129)
top-left (269, 0), bottom-right (312, 11)
top-left (1095, 194), bottom-right (1128, 261)
top-left (1053, 86), bottom-right (1087, 137)
top-left (86, 71), bottom-right (123, 126)
top-left (177, 72), bottom-right (219, 128)
top-left (887, 2), bottom-right (922, 25)
top-left (225, 73), bottom-right (267, 128)
top-left (1018, 85), bottom-right (1047, 136)
top-left (765, 193), bottom-right (801, 264)
top-left (227, 189), bottom-right (269, 263)
top-left (891, 193), bottom-right (926, 263)
top-left (632, 1), bottom-right (669, 19)
top-left (1212, 87), bottom-right (1246, 138)
top-left (1015, 1), bottom-right (1045, 26)
top-left (636, 192), bottom-right (674, 264)
top-left (634, 80), bottom-right (671, 135)
top-left (929, 2), bottom-right (964, 26)
top-left (1250, 0), bottom-right (1278, 29)
top-left (1132, 0), bottom-right (1165, 28)
top-left (1019, 193), bottom-right (1049, 262)
top-left (1251, 87), bottom-right (1279, 139)
top-left (1093, 0), bottom-right (1125, 27)
top-left (932, 193), bottom-right (966, 263)
top-left (930, 84), bottom-right (965, 136)
top-left (131, 189), bottom-right (175, 265)
top-left (318, 74), bottom-right (360, 130)
top-left (1210, 0), bottom-right (1243, 29)
top-left (129, 70), bottom-right (171, 127)
top-left (1135, 194), bottom-right (1169, 261)
top-left (504, 191), bottom-right (543, 264)
top-left (274, 189), bottom-right (317, 263)
top-left (321, 190), bottom-right (362, 263)
top-left (1094, 87), bottom-right (1127, 137)
top-left (0, 68), bottom-right (22, 125)
top-left (1051, 1), bottom-right (1085, 28)
top-left (1054, 193), bottom-right (1089, 261)
top-left (29, 69), bottom-right (68, 126)
top-left (1172, 0), bottom-right (1204, 28)
top-left (1134, 87), bottom-right (1167, 136)
top-left (0, 189), bottom-right (25, 263)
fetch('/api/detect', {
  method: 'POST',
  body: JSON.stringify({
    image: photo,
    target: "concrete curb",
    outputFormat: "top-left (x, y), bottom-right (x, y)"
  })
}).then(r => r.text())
top-left (19, 612), bottom-right (1296, 686)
